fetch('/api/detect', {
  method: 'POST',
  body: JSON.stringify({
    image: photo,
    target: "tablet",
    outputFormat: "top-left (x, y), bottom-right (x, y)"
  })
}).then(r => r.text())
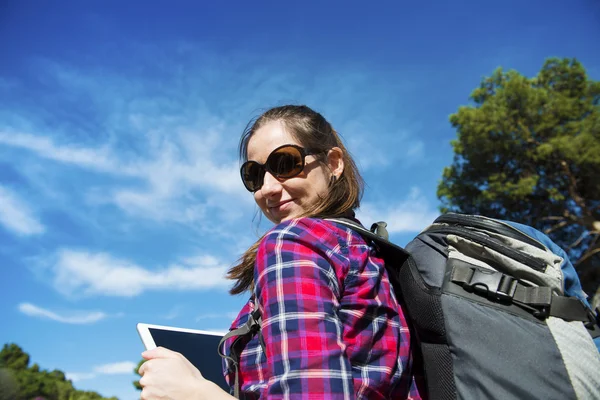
top-left (136, 323), bottom-right (229, 392)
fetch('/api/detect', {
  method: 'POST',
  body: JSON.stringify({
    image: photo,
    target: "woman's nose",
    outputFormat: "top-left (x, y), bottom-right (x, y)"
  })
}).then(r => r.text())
top-left (260, 171), bottom-right (283, 196)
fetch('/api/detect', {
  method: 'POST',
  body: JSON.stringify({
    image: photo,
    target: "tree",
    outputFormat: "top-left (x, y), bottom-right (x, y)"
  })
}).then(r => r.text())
top-left (133, 359), bottom-right (144, 391)
top-left (1, 343), bottom-right (118, 400)
top-left (438, 58), bottom-right (600, 306)
top-left (0, 343), bottom-right (31, 370)
top-left (0, 368), bottom-right (18, 400)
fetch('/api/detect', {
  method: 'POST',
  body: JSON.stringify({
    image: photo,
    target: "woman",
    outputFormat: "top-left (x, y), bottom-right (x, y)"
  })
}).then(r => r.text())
top-left (138, 105), bottom-right (423, 399)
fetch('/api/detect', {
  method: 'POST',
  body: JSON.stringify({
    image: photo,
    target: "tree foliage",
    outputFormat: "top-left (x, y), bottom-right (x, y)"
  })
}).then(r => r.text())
top-left (438, 58), bottom-right (600, 303)
top-left (132, 359), bottom-right (144, 391)
top-left (0, 343), bottom-right (119, 400)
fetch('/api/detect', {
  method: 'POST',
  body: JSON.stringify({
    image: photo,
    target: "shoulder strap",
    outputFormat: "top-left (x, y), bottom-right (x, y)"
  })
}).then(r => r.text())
top-left (325, 217), bottom-right (412, 300)
top-left (325, 217), bottom-right (411, 259)
top-left (218, 309), bottom-right (264, 399)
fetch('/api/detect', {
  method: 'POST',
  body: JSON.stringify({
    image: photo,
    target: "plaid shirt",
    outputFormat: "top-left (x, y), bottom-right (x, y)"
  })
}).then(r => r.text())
top-left (223, 218), bottom-right (424, 399)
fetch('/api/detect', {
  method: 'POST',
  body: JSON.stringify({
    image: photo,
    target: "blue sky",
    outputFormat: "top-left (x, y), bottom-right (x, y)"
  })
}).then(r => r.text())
top-left (1, 1), bottom-right (599, 399)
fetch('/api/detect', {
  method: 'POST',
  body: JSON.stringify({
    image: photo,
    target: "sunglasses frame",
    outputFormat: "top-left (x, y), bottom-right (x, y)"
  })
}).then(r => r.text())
top-left (240, 144), bottom-right (323, 192)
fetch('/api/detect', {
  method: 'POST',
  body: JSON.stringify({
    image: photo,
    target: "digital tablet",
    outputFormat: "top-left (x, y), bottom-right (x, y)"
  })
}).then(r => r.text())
top-left (136, 323), bottom-right (229, 392)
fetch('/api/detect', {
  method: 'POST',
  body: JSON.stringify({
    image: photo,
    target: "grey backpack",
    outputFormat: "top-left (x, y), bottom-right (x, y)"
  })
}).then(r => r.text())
top-left (221, 214), bottom-right (600, 399)
top-left (330, 213), bottom-right (600, 400)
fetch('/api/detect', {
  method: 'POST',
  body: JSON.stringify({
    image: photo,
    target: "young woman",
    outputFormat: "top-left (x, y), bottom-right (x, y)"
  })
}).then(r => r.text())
top-left (138, 105), bottom-right (423, 399)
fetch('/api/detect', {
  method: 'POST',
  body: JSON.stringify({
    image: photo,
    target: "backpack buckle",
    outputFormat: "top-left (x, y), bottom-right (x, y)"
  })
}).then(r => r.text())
top-left (585, 306), bottom-right (600, 330)
top-left (370, 221), bottom-right (389, 241)
top-left (463, 268), bottom-right (518, 303)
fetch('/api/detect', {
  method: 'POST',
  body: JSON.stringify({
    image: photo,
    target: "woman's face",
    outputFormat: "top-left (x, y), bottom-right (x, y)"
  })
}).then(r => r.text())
top-left (246, 120), bottom-right (343, 224)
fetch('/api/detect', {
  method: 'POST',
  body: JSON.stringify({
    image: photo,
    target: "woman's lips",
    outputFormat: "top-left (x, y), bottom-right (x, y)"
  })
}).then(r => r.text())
top-left (268, 199), bottom-right (292, 211)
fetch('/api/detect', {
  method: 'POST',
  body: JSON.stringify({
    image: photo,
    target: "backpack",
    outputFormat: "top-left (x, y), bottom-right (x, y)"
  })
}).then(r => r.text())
top-left (221, 214), bottom-right (600, 399)
top-left (330, 213), bottom-right (600, 400)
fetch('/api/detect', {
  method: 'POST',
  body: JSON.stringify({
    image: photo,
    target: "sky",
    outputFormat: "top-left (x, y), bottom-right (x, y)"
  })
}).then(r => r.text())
top-left (0, 1), bottom-right (599, 399)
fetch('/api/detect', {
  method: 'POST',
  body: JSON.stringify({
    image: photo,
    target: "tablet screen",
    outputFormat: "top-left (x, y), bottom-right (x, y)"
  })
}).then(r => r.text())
top-left (148, 328), bottom-right (229, 392)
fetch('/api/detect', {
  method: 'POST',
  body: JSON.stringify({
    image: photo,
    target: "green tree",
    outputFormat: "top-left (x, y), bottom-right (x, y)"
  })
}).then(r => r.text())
top-left (0, 343), bottom-right (31, 370)
top-left (0, 368), bottom-right (19, 400)
top-left (1, 343), bottom-right (119, 400)
top-left (438, 58), bottom-right (600, 306)
top-left (133, 359), bottom-right (144, 391)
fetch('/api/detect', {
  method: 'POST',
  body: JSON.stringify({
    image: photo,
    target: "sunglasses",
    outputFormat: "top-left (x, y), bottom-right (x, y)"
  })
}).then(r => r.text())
top-left (240, 144), bottom-right (323, 192)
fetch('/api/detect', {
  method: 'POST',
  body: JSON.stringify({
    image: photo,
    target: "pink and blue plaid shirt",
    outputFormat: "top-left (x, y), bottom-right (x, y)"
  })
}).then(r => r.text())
top-left (223, 217), bottom-right (424, 399)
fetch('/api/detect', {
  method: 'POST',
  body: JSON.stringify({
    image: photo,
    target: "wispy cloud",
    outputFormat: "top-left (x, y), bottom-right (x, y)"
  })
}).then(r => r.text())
top-left (195, 311), bottom-right (239, 322)
top-left (66, 361), bottom-right (137, 382)
top-left (406, 141), bottom-right (425, 160)
top-left (65, 372), bottom-right (96, 382)
top-left (1, 49), bottom-right (432, 301)
top-left (0, 132), bottom-right (117, 172)
top-left (0, 52), bottom-right (427, 237)
top-left (358, 187), bottom-right (439, 234)
top-left (51, 249), bottom-right (230, 297)
top-left (162, 305), bottom-right (185, 320)
top-left (0, 128), bottom-right (250, 229)
top-left (0, 185), bottom-right (45, 236)
top-left (18, 303), bottom-right (107, 324)
top-left (346, 131), bottom-right (425, 170)
top-left (93, 361), bottom-right (137, 375)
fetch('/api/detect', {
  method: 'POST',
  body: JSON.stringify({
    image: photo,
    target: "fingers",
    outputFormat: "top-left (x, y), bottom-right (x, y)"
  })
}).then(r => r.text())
top-left (137, 348), bottom-right (189, 376)
top-left (140, 386), bottom-right (157, 400)
top-left (138, 359), bottom-right (150, 376)
top-left (142, 346), bottom-right (181, 360)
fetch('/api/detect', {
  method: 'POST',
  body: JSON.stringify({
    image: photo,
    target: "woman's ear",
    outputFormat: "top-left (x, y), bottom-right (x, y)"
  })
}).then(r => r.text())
top-left (327, 147), bottom-right (345, 179)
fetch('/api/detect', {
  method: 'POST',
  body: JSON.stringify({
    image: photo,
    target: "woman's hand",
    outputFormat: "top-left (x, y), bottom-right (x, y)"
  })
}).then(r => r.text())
top-left (138, 347), bottom-right (233, 400)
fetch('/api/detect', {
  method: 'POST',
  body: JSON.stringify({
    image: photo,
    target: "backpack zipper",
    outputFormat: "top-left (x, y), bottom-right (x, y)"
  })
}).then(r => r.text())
top-left (424, 225), bottom-right (547, 272)
top-left (434, 214), bottom-right (546, 251)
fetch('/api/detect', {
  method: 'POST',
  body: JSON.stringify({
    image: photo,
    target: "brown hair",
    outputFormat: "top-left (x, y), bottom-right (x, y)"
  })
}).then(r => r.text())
top-left (227, 105), bottom-right (364, 294)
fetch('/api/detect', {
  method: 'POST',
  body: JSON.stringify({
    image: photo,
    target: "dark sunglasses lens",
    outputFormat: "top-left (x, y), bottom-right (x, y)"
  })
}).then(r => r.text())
top-left (268, 147), bottom-right (303, 178)
top-left (241, 162), bottom-right (262, 191)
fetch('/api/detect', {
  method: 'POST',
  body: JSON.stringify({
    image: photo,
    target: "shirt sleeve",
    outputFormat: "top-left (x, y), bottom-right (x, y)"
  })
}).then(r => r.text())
top-left (254, 218), bottom-right (355, 399)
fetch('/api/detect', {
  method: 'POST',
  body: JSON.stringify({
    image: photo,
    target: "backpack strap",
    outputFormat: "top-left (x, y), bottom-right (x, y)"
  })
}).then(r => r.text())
top-left (450, 261), bottom-right (597, 325)
top-left (325, 217), bottom-right (410, 258)
top-left (218, 309), bottom-right (264, 399)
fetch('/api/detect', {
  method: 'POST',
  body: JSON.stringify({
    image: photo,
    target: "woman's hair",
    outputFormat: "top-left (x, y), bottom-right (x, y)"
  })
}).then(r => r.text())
top-left (227, 105), bottom-right (365, 294)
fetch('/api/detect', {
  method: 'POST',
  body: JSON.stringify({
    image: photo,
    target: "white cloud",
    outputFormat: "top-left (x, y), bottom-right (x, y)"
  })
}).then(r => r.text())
top-left (93, 361), bottom-right (137, 375)
top-left (65, 372), bottom-right (96, 382)
top-left (66, 361), bottom-right (137, 382)
top-left (346, 132), bottom-right (426, 170)
top-left (0, 54), bottom-right (428, 235)
top-left (195, 313), bottom-right (224, 320)
top-left (160, 305), bottom-right (184, 320)
top-left (0, 185), bottom-right (45, 236)
top-left (0, 129), bottom-right (250, 227)
top-left (195, 311), bottom-right (239, 321)
top-left (0, 132), bottom-right (117, 172)
top-left (357, 187), bottom-right (439, 234)
top-left (18, 303), bottom-right (107, 324)
top-left (406, 141), bottom-right (425, 159)
top-left (52, 249), bottom-right (230, 297)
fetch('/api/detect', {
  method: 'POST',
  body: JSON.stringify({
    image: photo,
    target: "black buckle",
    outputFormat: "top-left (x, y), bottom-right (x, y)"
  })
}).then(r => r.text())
top-left (585, 306), bottom-right (600, 330)
top-left (532, 306), bottom-right (550, 319)
top-left (463, 268), bottom-right (517, 303)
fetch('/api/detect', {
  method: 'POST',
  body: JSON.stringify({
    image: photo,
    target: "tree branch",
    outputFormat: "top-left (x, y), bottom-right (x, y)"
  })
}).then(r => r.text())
top-left (540, 216), bottom-right (567, 222)
top-left (568, 231), bottom-right (589, 250)
top-left (575, 246), bottom-right (600, 266)
top-left (544, 220), bottom-right (571, 235)
top-left (558, 161), bottom-right (599, 233)
top-left (559, 160), bottom-right (587, 211)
